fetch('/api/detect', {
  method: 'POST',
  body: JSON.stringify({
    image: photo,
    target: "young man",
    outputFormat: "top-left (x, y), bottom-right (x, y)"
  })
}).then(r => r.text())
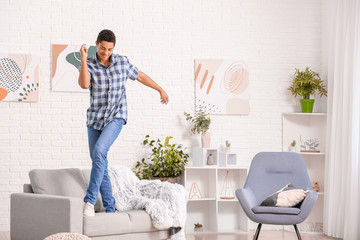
top-left (79, 29), bottom-right (169, 216)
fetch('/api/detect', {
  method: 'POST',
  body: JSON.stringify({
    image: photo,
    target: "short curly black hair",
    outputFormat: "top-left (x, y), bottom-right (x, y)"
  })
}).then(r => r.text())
top-left (96, 29), bottom-right (116, 46)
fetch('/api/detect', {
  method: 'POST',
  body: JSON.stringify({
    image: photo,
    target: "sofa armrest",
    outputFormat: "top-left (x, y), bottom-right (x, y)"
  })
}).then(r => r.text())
top-left (11, 193), bottom-right (83, 240)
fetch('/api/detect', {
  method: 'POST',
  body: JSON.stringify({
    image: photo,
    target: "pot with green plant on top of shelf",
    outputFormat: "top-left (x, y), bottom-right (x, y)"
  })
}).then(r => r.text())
top-left (288, 67), bottom-right (327, 113)
top-left (184, 108), bottom-right (211, 148)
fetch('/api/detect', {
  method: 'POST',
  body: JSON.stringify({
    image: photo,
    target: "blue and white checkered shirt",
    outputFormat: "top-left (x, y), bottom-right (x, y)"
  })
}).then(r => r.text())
top-left (80, 53), bottom-right (139, 130)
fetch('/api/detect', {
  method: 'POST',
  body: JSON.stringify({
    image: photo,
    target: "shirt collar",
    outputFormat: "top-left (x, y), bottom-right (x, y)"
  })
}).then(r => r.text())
top-left (95, 53), bottom-right (114, 68)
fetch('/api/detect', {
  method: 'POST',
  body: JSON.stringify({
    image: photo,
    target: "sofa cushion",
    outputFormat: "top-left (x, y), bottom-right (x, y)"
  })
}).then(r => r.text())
top-left (83, 210), bottom-right (158, 237)
top-left (82, 169), bottom-right (106, 212)
top-left (29, 168), bottom-right (87, 199)
top-left (252, 206), bottom-right (301, 215)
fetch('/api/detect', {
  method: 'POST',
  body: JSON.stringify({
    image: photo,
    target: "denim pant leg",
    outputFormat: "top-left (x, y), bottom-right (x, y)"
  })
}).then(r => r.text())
top-left (84, 118), bottom-right (125, 212)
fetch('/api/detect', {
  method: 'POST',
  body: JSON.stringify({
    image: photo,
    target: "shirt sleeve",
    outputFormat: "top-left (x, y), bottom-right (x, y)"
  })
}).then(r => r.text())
top-left (125, 56), bottom-right (139, 81)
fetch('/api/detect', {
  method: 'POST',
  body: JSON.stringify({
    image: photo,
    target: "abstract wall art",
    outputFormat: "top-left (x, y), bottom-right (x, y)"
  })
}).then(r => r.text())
top-left (0, 54), bottom-right (40, 102)
top-left (52, 44), bottom-right (96, 92)
top-left (195, 59), bottom-right (250, 115)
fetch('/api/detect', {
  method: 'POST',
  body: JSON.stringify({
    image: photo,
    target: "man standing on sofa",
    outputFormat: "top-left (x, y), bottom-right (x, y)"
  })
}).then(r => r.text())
top-left (78, 29), bottom-right (169, 216)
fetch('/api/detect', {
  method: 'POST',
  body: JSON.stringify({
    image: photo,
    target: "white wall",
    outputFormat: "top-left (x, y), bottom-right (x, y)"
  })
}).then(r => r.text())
top-left (0, 0), bottom-right (323, 231)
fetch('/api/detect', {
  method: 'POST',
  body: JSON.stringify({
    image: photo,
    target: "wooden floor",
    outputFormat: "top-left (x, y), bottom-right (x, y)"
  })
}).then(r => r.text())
top-left (186, 230), bottom-right (342, 240)
top-left (0, 231), bottom-right (342, 240)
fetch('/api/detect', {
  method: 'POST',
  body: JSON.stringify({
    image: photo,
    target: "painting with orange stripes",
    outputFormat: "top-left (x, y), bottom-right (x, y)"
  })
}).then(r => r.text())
top-left (0, 54), bottom-right (39, 102)
top-left (195, 59), bottom-right (250, 115)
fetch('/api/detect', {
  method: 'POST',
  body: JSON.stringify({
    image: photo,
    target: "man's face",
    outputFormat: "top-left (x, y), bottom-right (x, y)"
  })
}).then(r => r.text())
top-left (96, 41), bottom-right (114, 62)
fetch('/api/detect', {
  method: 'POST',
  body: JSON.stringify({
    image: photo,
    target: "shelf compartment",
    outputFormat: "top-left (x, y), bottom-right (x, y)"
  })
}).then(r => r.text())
top-left (185, 168), bottom-right (217, 199)
top-left (186, 200), bottom-right (217, 232)
top-left (217, 201), bottom-right (248, 232)
top-left (282, 114), bottom-right (326, 153)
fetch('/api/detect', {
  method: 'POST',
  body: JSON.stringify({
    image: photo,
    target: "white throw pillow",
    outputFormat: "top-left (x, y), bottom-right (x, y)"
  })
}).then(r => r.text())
top-left (260, 184), bottom-right (309, 207)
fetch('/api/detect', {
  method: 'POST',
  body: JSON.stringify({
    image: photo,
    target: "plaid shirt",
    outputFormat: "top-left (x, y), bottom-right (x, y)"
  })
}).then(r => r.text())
top-left (80, 54), bottom-right (139, 130)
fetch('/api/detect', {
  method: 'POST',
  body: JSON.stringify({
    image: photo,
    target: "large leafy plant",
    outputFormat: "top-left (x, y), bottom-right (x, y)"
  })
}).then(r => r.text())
top-left (288, 67), bottom-right (327, 99)
top-left (135, 135), bottom-right (189, 180)
top-left (184, 108), bottom-right (211, 135)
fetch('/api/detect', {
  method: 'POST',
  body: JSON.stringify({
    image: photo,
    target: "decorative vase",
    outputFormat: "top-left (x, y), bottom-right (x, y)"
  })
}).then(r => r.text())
top-left (290, 147), bottom-right (296, 152)
top-left (207, 154), bottom-right (214, 165)
top-left (225, 147), bottom-right (231, 153)
top-left (194, 226), bottom-right (203, 232)
top-left (201, 132), bottom-right (210, 148)
top-left (300, 99), bottom-right (315, 113)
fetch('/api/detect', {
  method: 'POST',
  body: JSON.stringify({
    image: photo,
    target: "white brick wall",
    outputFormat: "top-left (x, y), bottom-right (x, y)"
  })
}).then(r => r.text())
top-left (0, 0), bottom-right (323, 231)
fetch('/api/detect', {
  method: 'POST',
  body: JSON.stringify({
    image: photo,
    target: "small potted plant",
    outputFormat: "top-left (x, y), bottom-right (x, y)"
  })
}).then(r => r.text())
top-left (290, 140), bottom-right (296, 152)
top-left (184, 108), bottom-right (211, 148)
top-left (194, 222), bottom-right (203, 232)
top-left (288, 67), bottom-right (327, 113)
top-left (135, 135), bottom-right (189, 182)
top-left (225, 140), bottom-right (231, 152)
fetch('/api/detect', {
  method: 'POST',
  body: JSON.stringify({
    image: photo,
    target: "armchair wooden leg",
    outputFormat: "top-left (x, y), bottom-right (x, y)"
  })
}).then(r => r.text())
top-left (293, 224), bottom-right (302, 240)
top-left (253, 223), bottom-right (262, 240)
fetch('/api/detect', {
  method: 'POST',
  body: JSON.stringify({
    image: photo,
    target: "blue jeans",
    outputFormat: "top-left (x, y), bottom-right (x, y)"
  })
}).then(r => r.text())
top-left (84, 118), bottom-right (125, 213)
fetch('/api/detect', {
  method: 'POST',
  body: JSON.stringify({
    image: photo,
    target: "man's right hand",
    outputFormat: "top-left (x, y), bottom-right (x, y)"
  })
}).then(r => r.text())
top-left (80, 44), bottom-right (88, 60)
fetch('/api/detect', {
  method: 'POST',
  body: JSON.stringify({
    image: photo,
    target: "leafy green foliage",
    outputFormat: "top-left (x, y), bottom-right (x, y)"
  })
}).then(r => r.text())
top-left (194, 222), bottom-right (203, 228)
top-left (225, 140), bottom-right (231, 147)
top-left (288, 67), bottom-right (327, 99)
top-left (135, 135), bottom-right (189, 180)
top-left (184, 108), bottom-right (211, 135)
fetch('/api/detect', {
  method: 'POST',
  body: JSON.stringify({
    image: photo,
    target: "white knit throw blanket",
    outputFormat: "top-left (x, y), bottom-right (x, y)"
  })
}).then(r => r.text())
top-left (108, 165), bottom-right (187, 240)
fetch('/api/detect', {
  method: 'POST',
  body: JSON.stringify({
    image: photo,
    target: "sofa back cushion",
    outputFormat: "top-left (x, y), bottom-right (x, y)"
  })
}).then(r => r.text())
top-left (82, 169), bottom-right (106, 212)
top-left (29, 168), bottom-right (87, 199)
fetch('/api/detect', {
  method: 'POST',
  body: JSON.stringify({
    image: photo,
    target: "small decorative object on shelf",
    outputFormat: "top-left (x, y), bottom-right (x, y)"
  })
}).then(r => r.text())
top-left (189, 183), bottom-right (203, 199)
top-left (194, 222), bottom-right (203, 232)
top-left (225, 140), bottom-right (231, 152)
top-left (207, 154), bottom-right (214, 165)
top-left (220, 170), bottom-right (235, 199)
top-left (300, 136), bottom-right (320, 153)
top-left (312, 182), bottom-right (320, 192)
top-left (288, 67), bottom-right (327, 113)
top-left (290, 140), bottom-right (296, 152)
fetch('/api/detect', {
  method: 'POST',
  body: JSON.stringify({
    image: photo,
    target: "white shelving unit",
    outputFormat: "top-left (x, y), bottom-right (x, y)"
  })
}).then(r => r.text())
top-left (282, 113), bottom-right (326, 233)
top-left (184, 166), bottom-right (248, 233)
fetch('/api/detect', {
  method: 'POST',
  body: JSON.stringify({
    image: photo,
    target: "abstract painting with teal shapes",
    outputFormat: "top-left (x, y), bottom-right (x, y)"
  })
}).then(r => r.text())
top-left (52, 44), bottom-right (96, 92)
top-left (0, 54), bottom-right (40, 102)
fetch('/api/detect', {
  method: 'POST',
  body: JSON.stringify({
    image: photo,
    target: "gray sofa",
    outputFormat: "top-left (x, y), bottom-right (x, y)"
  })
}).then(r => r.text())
top-left (10, 168), bottom-right (171, 240)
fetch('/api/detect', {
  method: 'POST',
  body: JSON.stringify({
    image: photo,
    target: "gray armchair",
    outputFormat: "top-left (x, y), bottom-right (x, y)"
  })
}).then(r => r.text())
top-left (236, 152), bottom-right (318, 240)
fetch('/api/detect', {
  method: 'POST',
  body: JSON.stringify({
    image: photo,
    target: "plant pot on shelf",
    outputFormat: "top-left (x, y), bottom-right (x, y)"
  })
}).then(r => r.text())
top-left (300, 99), bottom-right (315, 113)
top-left (201, 132), bottom-right (210, 148)
top-left (152, 177), bottom-right (177, 183)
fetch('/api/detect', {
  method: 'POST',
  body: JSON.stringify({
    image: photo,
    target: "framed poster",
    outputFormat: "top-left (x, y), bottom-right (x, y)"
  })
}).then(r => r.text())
top-left (52, 44), bottom-right (96, 92)
top-left (195, 59), bottom-right (250, 115)
top-left (0, 54), bottom-right (39, 102)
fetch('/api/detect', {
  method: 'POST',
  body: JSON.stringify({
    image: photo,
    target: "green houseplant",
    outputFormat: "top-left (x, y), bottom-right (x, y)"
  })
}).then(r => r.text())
top-left (288, 67), bottom-right (327, 113)
top-left (135, 135), bottom-right (189, 182)
top-left (184, 108), bottom-right (211, 148)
